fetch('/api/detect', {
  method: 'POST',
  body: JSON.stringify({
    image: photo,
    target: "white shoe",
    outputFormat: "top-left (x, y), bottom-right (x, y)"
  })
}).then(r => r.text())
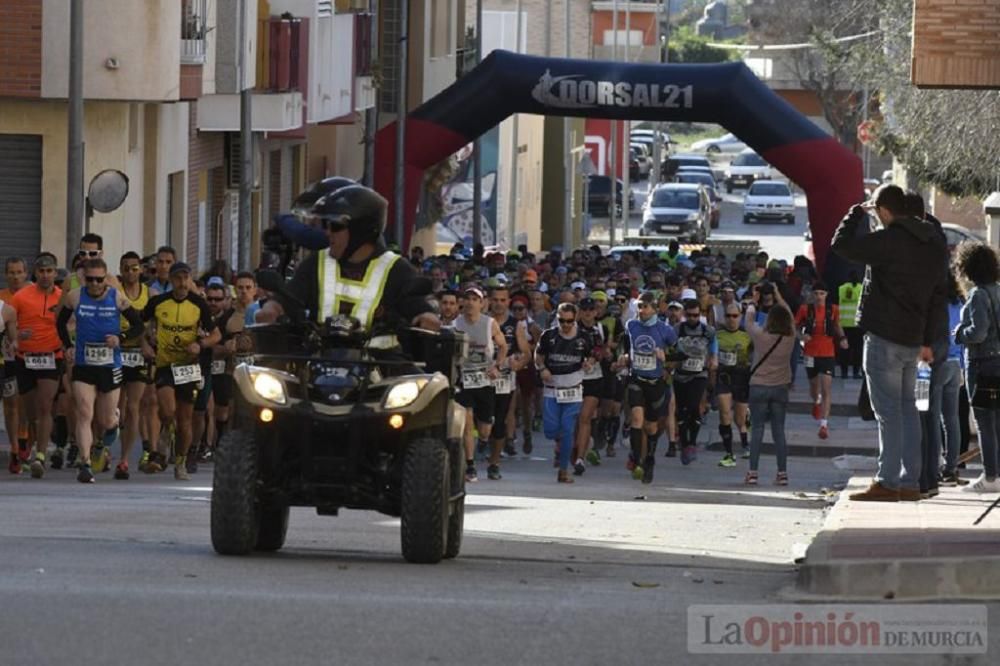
top-left (960, 475), bottom-right (1000, 493)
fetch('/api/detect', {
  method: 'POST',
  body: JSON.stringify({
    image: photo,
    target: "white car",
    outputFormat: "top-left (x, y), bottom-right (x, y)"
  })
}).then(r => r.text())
top-left (743, 180), bottom-right (795, 225)
top-left (691, 132), bottom-right (747, 155)
top-left (725, 149), bottom-right (774, 193)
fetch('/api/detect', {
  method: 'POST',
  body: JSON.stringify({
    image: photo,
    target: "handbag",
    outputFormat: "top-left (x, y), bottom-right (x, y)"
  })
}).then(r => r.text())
top-left (972, 288), bottom-right (1000, 409)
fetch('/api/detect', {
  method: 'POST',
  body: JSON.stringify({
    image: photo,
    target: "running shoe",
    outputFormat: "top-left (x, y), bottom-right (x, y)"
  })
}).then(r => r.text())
top-left (77, 464), bottom-right (95, 484)
top-left (631, 464), bottom-right (644, 481)
top-left (114, 461), bottom-right (130, 480)
top-left (503, 441), bottom-right (517, 458)
top-left (144, 453), bottom-right (164, 474)
top-left (49, 447), bottom-right (64, 470)
top-left (573, 459), bottom-right (586, 476)
top-left (30, 455), bottom-right (44, 479)
top-left (775, 471), bottom-right (789, 486)
top-left (465, 465), bottom-right (478, 483)
top-left (812, 402), bottom-right (822, 420)
top-left (91, 446), bottom-right (109, 473)
top-left (66, 444), bottom-right (80, 468)
top-left (939, 470), bottom-right (968, 486)
top-left (718, 454), bottom-right (736, 468)
top-left (174, 458), bottom-right (190, 481)
top-left (8, 453), bottom-right (21, 475)
top-left (522, 432), bottom-right (533, 455)
top-left (585, 449), bottom-right (601, 466)
top-left (818, 425), bottom-right (829, 440)
top-left (487, 464), bottom-right (502, 481)
top-left (680, 445), bottom-right (697, 465)
top-left (186, 455), bottom-right (198, 475)
top-left (641, 456), bottom-right (655, 485)
top-left (961, 475), bottom-right (1000, 494)
top-left (17, 439), bottom-right (29, 463)
top-left (664, 444), bottom-right (677, 458)
top-left (744, 471), bottom-right (758, 486)
top-left (740, 446), bottom-right (750, 459)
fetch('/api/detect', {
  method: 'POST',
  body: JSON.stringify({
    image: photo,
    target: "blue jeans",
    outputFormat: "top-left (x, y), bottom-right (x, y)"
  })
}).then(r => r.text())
top-left (790, 340), bottom-right (802, 385)
top-left (543, 396), bottom-right (582, 471)
top-left (863, 333), bottom-right (921, 491)
top-left (748, 384), bottom-right (789, 473)
top-left (932, 359), bottom-right (963, 474)
top-left (966, 359), bottom-right (1000, 479)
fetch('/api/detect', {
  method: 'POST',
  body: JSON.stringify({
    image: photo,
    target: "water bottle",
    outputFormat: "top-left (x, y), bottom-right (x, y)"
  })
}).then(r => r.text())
top-left (915, 361), bottom-right (931, 412)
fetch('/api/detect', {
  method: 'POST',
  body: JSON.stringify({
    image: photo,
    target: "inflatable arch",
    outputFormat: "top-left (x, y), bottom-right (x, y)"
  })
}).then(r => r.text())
top-left (374, 50), bottom-right (862, 270)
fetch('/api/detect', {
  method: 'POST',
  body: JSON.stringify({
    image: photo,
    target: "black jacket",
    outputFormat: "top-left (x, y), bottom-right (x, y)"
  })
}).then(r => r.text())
top-left (831, 206), bottom-right (948, 347)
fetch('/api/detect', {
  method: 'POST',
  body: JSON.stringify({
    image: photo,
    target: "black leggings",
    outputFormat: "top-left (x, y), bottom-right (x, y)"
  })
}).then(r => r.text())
top-left (674, 377), bottom-right (708, 447)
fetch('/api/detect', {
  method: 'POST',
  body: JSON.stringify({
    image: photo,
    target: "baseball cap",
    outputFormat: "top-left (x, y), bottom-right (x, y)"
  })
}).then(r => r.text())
top-left (207, 276), bottom-right (226, 288)
top-left (680, 288), bottom-right (697, 300)
top-left (464, 286), bottom-right (484, 299)
top-left (169, 262), bottom-right (192, 276)
top-left (578, 297), bottom-right (596, 309)
top-left (668, 301), bottom-right (683, 310)
top-left (34, 254), bottom-right (58, 269)
top-left (570, 281), bottom-right (586, 291)
top-left (591, 291), bottom-right (608, 302)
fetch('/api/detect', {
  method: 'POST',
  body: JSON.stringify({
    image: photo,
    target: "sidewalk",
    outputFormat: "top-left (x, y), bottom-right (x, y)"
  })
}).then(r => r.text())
top-left (796, 475), bottom-right (1000, 599)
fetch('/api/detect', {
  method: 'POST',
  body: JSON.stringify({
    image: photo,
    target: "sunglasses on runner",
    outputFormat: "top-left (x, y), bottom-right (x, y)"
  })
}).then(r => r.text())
top-left (84, 275), bottom-right (106, 283)
top-left (558, 318), bottom-right (575, 325)
top-left (685, 311), bottom-right (701, 319)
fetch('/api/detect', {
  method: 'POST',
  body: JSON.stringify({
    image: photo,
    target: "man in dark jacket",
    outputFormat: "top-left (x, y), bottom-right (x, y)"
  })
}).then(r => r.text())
top-left (831, 184), bottom-right (948, 502)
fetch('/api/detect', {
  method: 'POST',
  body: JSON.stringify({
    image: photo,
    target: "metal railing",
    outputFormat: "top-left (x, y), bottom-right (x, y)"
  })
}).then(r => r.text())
top-left (181, 0), bottom-right (208, 64)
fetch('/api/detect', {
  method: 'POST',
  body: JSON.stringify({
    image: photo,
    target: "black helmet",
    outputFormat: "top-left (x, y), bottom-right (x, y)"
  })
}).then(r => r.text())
top-left (310, 185), bottom-right (388, 255)
top-left (290, 176), bottom-right (357, 214)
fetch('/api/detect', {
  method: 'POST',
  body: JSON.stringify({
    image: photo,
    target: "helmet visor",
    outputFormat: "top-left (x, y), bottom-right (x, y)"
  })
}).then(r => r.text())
top-left (315, 213), bottom-right (350, 232)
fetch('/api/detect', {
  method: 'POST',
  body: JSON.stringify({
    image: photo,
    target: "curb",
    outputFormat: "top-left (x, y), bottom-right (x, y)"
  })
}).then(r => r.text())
top-left (796, 556), bottom-right (1000, 600)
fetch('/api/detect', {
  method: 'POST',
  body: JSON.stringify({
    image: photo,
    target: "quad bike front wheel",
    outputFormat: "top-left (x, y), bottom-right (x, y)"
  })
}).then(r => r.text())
top-left (400, 437), bottom-right (450, 564)
top-left (211, 430), bottom-right (260, 555)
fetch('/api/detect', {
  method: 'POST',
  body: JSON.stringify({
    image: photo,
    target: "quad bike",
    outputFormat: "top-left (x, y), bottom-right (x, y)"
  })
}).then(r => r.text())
top-left (210, 271), bottom-right (467, 564)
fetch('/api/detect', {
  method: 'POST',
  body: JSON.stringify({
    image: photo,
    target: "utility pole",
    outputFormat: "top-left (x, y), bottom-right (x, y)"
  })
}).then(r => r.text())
top-left (394, 0), bottom-right (409, 248)
top-left (238, 0), bottom-right (253, 271)
top-left (562, 0), bottom-right (572, 252)
top-left (621, 0), bottom-right (632, 239)
top-left (66, 0), bottom-right (84, 263)
top-left (362, 0), bottom-right (379, 186)
top-left (544, 0), bottom-right (552, 56)
top-left (609, 0), bottom-right (619, 247)
top-left (505, 0), bottom-right (523, 250)
top-left (472, 0), bottom-right (483, 247)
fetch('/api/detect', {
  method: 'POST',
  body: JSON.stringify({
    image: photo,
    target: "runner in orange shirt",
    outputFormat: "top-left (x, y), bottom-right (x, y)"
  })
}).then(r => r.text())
top-left (794, 281), bottom-right (848, 440)
top-left (11, 253), bottom-right (65, 478)
top-left (0, 257), bottom-right (28, 471)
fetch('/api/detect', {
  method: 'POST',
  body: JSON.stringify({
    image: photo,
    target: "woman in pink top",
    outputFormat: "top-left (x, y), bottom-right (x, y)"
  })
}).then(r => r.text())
top-left (744, 296), bottom-right (797, 486)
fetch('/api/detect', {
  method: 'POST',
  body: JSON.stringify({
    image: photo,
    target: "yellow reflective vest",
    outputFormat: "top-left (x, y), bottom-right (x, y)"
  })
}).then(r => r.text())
top-left (838, 282), bottom-right (861, 329)
top-left (317, 251), bottom-right (400, 331)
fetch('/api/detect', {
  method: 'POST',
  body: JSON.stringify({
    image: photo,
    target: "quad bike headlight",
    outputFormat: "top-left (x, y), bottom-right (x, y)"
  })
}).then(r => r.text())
top-left (252, 371), bottom-right (287, 405)
top-left (384, 379), bottom-right (428, 409)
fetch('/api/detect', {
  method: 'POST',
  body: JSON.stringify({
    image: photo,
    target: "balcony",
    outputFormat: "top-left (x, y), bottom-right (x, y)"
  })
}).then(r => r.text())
top-left (181, 0), bottom-right (208, 65)
top-left (260, 17), bottom-right (308, 93)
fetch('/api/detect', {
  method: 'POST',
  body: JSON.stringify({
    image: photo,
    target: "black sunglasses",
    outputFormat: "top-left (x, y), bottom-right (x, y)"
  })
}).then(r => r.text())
top-left (558, 318), bottom-right (575, 325)
top-left (685, 312), bottom-right (701, 318)
top-left (206, 296), bottom-right (225, 302)
top-left (84, 275), bottom-right (106, 283)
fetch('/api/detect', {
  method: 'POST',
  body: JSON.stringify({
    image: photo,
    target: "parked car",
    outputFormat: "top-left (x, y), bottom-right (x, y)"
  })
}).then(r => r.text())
top-left (674, 172), bottom-right (722, 229)
top-left (941, 223), bottom-right (985, 253)
top-left (725, 150), bottom-right (773, 193)
top-left (660, 154), bottom-right (712, 181)
top-left (586, 175), bottom-right (627, 218)
top-left (743, 180), bottom-right (795, 225)
top-left (631, 129), bottom-right (672, 161)
top-left (640, 183), bottom-right (711, 243)
top-left (629, 142), bottom-right (653, 179)
top-left (690, 132), bottom-right (747, 155)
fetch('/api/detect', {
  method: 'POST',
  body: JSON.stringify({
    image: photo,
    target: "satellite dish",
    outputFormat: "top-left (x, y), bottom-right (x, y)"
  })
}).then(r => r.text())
top-left (87, 169), bottom-right (129, 213)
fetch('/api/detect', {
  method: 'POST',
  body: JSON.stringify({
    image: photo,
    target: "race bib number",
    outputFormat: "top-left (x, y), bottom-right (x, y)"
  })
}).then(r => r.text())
top-left (462, 370), bottom-right (491, 389)
top-left (555, 385), bottom-right (583, 404)
top-left (719, 350), bottom-right (738, 367)
top-left (171, 363), bottom-right (202, 386)
top-left (24, 353), bottom-right (56, 371)
top-left (2, 377), bottom-right (16, 398)
top-left (233, 354), bottom-right (255, 367)
top-left (83, 343), bottom-right (114, 367)
top-left (681, 357), bottom-right (705, 373)
top-left (121, 350), bottom-right (145, 368)
top-left (493, 372), bottom-right (514, 395)
top-left (805, 355), bottom-right (815, 369)
top-left (633, 353), bottom-right (657, 371)
top-left (211, 359), bottom-right (227, 375)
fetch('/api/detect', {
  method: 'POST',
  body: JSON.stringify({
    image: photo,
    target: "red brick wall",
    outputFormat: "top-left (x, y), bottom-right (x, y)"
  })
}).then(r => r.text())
top-left (186, 103), bottom-right (224, 270)
top-left (0, 0), bottom-right (43, 97)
